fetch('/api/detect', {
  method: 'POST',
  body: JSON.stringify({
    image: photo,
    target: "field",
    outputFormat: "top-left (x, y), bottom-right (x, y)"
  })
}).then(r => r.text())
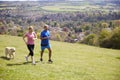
top-left (0, 1), bottom-right (119, 13)
top-left (41, 5), bottom-right (97, 12)
top-left (41, 2), bottom-right (99, 12)
top-left (41, 2), bottom-right (118, 12)
top-left (0, 35), bottom-right (120, 80)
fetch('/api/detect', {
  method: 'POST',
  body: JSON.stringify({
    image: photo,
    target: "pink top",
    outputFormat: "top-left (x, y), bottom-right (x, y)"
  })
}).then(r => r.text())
top-left (25, 32), bottom-right (36, 45)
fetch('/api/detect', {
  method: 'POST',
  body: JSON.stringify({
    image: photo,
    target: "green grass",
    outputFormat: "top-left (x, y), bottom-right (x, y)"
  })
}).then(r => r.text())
top-left (0, 35), bottom-right (120, 80)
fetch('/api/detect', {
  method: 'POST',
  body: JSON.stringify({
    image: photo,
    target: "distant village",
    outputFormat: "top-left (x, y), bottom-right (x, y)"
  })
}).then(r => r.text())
top-left (0, 19), bottom-right (85, 43)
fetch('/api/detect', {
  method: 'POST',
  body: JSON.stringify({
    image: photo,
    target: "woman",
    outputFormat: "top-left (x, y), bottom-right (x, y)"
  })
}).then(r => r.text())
top-left (23, 26), bottom-right (37, 65)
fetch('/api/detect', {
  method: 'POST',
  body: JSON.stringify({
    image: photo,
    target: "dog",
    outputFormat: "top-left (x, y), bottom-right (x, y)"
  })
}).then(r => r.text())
top-left (5, 47), bottom-right (16, 59)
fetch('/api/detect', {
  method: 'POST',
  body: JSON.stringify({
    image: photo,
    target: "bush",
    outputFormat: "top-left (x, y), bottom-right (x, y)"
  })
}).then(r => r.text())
top-left (98, 29), bottom-right (111, 48)
top-left (83, 34), bottom-right (97, 46)
top-left (110, 27), bottom-right (120, 49)
top-left (36, 32), bottom-right (40, 39)
top-left (98, 27), bottom-right (120, 49)
top-left (17, 32), bottom-right (24, 37)
top-left (56, 34), bottom-right (62, 41)
top-left (17, 30), bottom-right (24, 37)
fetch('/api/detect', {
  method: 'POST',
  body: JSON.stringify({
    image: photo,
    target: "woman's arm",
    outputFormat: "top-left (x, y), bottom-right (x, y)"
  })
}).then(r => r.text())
top-left (23, 34), bottom-right (27, 45)
top-left (33, 32), bottom-right (37, 40)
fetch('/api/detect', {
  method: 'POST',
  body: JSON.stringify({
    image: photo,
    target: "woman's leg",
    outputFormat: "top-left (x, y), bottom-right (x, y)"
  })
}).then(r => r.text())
top-left (27, 45), bottom-right (35, 64)
top-left (25, 45), bottom-right (31, 62)
top-left (30, 45), bottom-right (35, 64)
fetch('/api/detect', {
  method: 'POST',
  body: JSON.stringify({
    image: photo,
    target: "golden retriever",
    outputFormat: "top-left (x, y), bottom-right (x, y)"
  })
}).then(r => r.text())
top-left (5, 47), bottom-right (16, 59)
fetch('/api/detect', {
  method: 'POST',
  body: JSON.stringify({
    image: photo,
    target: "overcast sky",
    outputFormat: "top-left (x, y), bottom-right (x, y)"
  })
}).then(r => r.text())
top-left (0, 0), bottom-right (38, 1)
top-left (0, 0), bottom-right (105, 1)
top-left (0, 0), bottom-right (84, 1)
top-left (0, 0), bottom-right (55, 1)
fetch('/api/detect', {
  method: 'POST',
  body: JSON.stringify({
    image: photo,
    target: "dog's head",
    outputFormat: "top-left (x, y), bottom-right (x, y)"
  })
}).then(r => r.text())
top-left (10, 48), bottom-right (16, 53)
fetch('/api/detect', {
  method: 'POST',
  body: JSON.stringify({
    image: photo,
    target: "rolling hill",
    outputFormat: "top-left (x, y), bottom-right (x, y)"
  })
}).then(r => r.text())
top-left (0, 35), bottom-right (120, 80)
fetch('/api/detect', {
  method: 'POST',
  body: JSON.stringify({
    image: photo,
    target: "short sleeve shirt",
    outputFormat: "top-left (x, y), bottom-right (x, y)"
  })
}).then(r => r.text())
top-left (40, 30), bottom-right (50, 45)
top-left (25, 32), bottom-right (35, 45)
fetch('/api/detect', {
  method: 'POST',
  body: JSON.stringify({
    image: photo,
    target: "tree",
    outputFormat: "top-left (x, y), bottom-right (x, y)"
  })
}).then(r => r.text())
top-left (114, 20), bottom-right (120, 27)
top-left (82, 34), bottom-right (97, 46)
top-left (109, 21), bottom-right (113, 28)
top-left (101, 22), bottom-right (109, 28)
top-left (98, 29), bottom-right (111, 48)
top-left (110, 27), bottom-right (120, 49)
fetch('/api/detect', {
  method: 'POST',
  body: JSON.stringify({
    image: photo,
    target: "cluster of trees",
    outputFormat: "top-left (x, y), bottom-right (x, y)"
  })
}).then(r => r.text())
top-left (82, 27), bottom-right (120, 49)
top-left (1, 11), bottom-right (120, 49)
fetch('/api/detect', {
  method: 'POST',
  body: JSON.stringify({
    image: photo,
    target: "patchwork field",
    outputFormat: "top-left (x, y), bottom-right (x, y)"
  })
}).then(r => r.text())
top-left (0, 1), bottom-right (119, 13)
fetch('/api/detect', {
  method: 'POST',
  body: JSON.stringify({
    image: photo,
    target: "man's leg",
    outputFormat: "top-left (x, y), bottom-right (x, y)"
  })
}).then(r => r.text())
top-left (40, 50), bottom-right (44, 61)
top-left (47, 48), bottom-right (52, 62)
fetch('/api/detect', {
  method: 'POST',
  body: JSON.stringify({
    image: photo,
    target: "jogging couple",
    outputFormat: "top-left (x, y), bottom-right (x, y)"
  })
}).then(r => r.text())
top-left (23, 25), bottom-right (53, 65)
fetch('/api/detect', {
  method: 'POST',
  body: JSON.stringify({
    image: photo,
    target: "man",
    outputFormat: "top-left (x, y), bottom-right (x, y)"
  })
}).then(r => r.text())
top-left (40, 25), bottom-right (53, 63)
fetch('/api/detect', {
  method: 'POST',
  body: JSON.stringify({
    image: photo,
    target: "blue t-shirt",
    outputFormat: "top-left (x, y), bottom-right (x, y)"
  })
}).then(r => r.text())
top-left (40, 30), bottom-right (50, 45)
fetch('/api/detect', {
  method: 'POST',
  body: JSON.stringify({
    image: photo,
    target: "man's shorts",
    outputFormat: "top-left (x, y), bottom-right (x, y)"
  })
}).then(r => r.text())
top-left (41, 44), bottom-right (51, 51)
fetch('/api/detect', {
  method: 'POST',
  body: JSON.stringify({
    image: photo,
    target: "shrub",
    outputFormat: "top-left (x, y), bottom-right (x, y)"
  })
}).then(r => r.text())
top-left (36, 32), bottom-right (40, 39)
top-left (17, 30), bottom-right (24, 37)
top-left (83, 34), bottom-right (97, 46)
top-left (98, 29), bottom-right (111, 47)
top-left (56, 34), bottom-right (62, 41)
top-left (110, 27), bottom-right (120, 49)
top-left (17, 32), bottom-right (24, 37)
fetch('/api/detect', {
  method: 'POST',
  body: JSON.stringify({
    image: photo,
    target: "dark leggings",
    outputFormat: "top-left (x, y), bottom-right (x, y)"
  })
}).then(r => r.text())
top-left (27, 44), bottom-right (34, 56)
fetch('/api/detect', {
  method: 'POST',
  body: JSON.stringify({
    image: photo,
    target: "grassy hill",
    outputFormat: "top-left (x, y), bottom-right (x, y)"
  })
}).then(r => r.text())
top-left (0, 35), bottom-right (120, 80)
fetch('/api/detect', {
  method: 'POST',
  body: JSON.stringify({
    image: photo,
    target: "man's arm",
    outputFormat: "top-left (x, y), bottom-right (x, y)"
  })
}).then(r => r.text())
top-left (40, 32), bottom-right (50, 40)
top-left (40, 36), bottom-right (49, 40)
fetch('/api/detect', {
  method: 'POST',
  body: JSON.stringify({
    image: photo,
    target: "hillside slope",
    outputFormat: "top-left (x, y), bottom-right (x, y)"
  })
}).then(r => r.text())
top-left (0, 35), bottom-right (120, 80)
